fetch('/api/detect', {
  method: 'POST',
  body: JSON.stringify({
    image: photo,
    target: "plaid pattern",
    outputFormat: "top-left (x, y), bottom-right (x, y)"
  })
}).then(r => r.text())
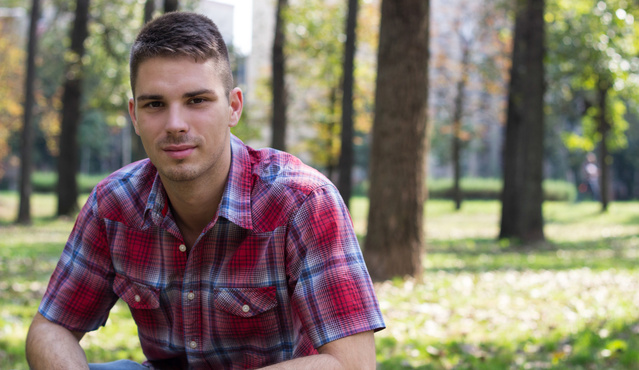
top-left (40, 134), bottom-right (385, 369)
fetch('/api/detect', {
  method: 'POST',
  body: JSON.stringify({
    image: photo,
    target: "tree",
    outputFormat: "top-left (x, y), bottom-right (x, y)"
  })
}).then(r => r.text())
top-left (128, 0), bottom-right (156, 163)
top-left (145, 0), bottom-right (155, 23)
top-left (450, 18), bottom-right (473, 211)
top-left (17, 0), bottom-right (41, 225)
top-left (164, 0), bottom-right (178, 13)
top-left (0, 15), bottom-right (25, 189)
top-left (547, 0), bottom-right (639, 211)
top-left (337, 0), bottom-right (359, 208)
top-left (56, 0), bottom-right (91, 217)
top-left (499, 0), bottom-right (545, 243)
top-left (271, 0), bottom-right (288, 151)
top-left (364, 0), bottom-right (429, 280)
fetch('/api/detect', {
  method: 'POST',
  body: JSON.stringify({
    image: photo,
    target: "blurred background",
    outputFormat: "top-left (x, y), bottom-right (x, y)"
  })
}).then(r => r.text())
top-left (2, 0), bottom-right (639, 368)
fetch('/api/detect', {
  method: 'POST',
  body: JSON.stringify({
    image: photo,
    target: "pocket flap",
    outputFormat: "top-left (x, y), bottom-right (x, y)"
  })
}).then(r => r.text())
top-left (113, 273), bottom-right (160, 310)
top-left (214, 286), bottom-right (277, 318)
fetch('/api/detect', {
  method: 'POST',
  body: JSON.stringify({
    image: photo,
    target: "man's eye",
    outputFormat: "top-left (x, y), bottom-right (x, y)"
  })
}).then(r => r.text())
top-left (145, 101), bottom-right (163, 108)
top-left (189, 98), bottom-right (205, 104)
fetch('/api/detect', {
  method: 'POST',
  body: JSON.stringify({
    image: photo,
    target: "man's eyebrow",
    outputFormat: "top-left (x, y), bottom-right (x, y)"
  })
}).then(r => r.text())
top-left (183, 89), bottom-right (217, 98)
top-left (136, 94), bottom-right (163, 101)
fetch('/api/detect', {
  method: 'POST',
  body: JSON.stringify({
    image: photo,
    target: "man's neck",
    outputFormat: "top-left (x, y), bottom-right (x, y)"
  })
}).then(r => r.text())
top-left (162, 171), bottom-right (229, 250)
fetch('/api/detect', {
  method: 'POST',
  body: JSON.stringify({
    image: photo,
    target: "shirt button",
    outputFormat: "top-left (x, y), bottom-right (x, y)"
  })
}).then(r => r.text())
top-left (189, 340), bottom-right (197, 349)
top-left (242, 304), bottom-right (250, 313)
top-left (187, 292), bottom-right (195, 300)
top-left (179, 244), bottom-right (187, 252)
top-left (134, 294), bottom-right (141, 302)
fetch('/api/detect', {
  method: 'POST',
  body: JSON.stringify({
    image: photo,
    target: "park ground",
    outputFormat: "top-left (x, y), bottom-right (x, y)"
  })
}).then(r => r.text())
top-left (1, 193), bottom-right (639, 369)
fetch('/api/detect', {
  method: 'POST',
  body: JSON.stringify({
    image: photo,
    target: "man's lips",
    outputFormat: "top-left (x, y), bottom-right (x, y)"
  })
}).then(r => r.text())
top-left (162, 145), bottom-right (196, 159)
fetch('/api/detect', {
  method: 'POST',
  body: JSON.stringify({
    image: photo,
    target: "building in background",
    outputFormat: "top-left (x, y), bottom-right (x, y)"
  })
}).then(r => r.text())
top-left (196, 0), bottom-right (249, 88)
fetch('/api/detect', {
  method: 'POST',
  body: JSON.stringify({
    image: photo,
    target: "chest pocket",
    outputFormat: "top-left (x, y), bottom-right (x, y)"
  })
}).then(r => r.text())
top-left (112, 273), bottom-right (173, 345)
top-left (213, 286), bottom-right (278, 317)
top-left (113, 273), bottom-right (161, 309)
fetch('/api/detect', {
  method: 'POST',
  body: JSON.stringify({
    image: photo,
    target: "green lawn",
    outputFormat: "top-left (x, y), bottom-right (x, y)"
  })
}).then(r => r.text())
top-left (1, 193), bottom-right (638, 369)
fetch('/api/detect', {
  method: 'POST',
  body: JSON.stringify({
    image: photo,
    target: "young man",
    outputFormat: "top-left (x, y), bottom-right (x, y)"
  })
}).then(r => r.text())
top-left (26, 11), bottom-right (384, 370)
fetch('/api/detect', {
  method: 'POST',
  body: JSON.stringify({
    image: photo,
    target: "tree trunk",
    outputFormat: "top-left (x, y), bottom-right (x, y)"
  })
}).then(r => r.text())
top-left (364, 0), bottom-right (429, 281)
top-left (57, 0), bottom-right (90, 217)
top-left (125, 0), bottom-right (156, 164)
top-left (271, 0), bottom-right (288, 151)
top-left (17, 0), bottom-right (41, 225)
top-left (164, 0), bottom-right (178, 13)
top-left (144, 0), bottom-right (155, 23)
top-left (337, 0), bottom-right (359, 208)
top-left (452, 41), bottom-right (470, 211)
top-left (597, 78), bottom-right (611, 212)
top-left (499, 0), bottom-right (545, 243)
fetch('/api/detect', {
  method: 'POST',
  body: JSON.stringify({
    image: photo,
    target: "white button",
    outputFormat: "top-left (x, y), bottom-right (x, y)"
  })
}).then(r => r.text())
top-left (189, 340), bottom-right (197, 349)
top-left (242, 304), bottom-right (250, 313)
top-left (179, 244), bottom-right (187, 252)
top-left (187, 292), bottom-right (195, 300)
top-left (134, 294), bottom-right (141, 302)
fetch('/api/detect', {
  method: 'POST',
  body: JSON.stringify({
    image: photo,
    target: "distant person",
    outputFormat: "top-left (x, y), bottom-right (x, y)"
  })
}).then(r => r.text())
top-left (583, 152), bottom-right (600, 201)
top-left (26, 12), bottom-right (384, 369)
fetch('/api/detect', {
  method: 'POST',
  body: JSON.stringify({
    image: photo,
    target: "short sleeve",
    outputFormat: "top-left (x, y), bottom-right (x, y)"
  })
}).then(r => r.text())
top-left (286, 185), bottom-right (385, 348)
top-left (38, 190), bottom-right (119, 332)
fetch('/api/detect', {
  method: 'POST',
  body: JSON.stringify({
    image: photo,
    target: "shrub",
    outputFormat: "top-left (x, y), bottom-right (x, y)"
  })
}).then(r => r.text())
top-left (427, 178), bottom-right (576, 202)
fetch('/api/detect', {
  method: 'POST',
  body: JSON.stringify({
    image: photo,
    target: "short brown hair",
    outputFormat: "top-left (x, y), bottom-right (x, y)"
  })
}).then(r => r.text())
top-left (129, 12), bottom-right (233, 97)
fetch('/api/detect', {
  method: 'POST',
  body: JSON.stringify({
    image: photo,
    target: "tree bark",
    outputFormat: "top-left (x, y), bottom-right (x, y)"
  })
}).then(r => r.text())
top-left (271, 0), bottom-right (288, 151)
top-left (337, 0), bottom-right (359, 208)
top-left (56, 0), bottom-right (90, 217)
top-left (364, 0), bottom-right (429, 281)
top-left (163, 0), bottom-right (178, 13)
top-left (499, 0), bottom-right (545, 243)
top-left (17, 0), bottom-right (41, 225)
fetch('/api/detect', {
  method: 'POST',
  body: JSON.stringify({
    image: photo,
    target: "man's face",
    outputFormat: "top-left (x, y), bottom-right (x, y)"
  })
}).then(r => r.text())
top-left (129, 56), bottom-right (242, 185)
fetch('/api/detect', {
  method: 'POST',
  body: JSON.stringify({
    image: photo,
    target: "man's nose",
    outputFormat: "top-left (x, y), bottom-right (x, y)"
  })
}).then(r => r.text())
top-left (165, 104), bottom-right (189, 134)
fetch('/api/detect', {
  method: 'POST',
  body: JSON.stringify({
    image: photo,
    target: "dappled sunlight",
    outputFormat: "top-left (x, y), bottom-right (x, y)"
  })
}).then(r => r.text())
top-left (3, 196), bottom-right (639, 368)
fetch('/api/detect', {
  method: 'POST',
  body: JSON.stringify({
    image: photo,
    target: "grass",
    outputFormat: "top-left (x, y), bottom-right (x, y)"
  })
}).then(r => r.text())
top-left (2, 193), bottom-right (639, 369)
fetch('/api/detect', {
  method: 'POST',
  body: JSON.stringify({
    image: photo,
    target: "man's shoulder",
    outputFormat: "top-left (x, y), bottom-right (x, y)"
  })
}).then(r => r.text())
top-left (247, 146), bottom-right (333, 196)
top-left (91, 159), bottom-right (157, 221)
top-left (241, 145), bottom-right (341, 231)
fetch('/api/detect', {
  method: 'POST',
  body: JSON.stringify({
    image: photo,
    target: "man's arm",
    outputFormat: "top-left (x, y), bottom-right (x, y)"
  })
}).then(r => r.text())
top-left (26, 312), bottom-right (90, 370)
top-left (260, 330), bottom-right (376, 370)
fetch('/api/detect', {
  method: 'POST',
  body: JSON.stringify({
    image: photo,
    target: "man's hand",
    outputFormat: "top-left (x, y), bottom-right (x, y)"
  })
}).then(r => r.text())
top-left (260, 330), bottom-right (376, 369)
top-left (26, 312), bottom-right (90, 370)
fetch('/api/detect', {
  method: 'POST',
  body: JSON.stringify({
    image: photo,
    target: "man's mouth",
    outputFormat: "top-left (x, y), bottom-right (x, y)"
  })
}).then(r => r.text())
top-left (163, 144), bottom-right (196, 159)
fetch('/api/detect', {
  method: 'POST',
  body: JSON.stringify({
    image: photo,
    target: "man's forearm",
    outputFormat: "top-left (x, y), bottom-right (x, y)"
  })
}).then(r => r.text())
top-left (260, 330), bottom-right (376, 370)
top-left (26, 313), bottom-right (89, 370)
top-left (259, 353), bottom-right (343, 370)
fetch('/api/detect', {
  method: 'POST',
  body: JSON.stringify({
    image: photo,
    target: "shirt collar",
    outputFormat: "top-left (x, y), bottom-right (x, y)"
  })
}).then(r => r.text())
top-left (218, 134), bottom-right (253, 230)
top-left (142, 134), bottom-right (253, 231)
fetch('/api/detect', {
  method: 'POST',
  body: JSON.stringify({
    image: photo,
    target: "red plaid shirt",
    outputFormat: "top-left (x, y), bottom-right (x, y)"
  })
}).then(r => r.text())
top-left (40, 135), bottom-right (384, 369)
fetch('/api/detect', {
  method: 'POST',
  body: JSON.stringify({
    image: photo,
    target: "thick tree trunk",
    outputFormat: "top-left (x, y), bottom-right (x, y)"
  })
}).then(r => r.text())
top-left (57, 0), bottom-right (90, 217)
top-left (164, 0), bottom-right (178, 13)
top-left (364, 0), bottom-right (429, 281)
top-left (271, 0), bottom-right (288, 151)
top-left (337, 0), bottom-right (359, 208)
top-left (597, 79), bottom-right (611, 212)
top-left (17, 0), bottom-right (41, 225)
top-left (499, 0), bottom-right (545, 243)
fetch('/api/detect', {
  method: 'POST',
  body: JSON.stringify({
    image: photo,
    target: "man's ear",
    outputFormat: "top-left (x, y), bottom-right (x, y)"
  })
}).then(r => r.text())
top-left (128, 98), bottom-right (140, 135)
top-left (228, 87), bottom-right (243, 128)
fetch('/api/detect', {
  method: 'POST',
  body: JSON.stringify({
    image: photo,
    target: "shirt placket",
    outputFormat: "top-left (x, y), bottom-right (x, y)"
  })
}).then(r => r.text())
top-left (181, 234), bottom-right (206, 365)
